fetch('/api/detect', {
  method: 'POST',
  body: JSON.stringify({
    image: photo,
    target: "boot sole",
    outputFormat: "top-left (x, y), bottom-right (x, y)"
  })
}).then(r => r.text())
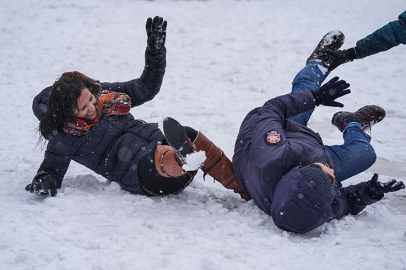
top-left (163, 117), bottom-right (193, 158)
top-left (307, 30), bottom-right (345, 64)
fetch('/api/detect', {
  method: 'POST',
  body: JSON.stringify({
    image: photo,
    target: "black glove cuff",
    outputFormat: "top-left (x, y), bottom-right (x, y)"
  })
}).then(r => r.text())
top-left (146, 46), bottom-right (166, 57)
top-left (38, 175), bottom-right (57, 185)
top-left (33, 172), bottom-right (58, 186)
top-left (347, 48), bottom-right (356, 61)
top-left (311, 91), bottom-right (321, 106)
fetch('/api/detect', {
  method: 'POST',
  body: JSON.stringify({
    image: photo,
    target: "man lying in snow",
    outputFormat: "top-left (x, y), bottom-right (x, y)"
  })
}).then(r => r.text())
top-left (231, 30), bottom-right (405, 233)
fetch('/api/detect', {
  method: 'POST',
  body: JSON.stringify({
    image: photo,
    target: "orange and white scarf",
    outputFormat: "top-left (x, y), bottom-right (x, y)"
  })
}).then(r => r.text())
top-left (63, 91), bottom-right (131, 136)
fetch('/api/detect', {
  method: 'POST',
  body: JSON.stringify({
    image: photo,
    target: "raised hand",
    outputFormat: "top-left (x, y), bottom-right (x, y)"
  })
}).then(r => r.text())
top-left (146, 16), bottom-right (167, 56)
top-left (312, 76), bottom-right (351, 107)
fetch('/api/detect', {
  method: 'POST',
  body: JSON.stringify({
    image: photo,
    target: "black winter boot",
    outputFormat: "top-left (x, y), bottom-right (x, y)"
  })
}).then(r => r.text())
top-left (331, 105), bottom-right (386, 132)
top-left (306, 30), bottom-right (345, 67)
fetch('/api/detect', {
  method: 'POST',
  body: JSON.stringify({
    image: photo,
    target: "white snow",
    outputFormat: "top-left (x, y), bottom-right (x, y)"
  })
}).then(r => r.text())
top-left (1, 0), bottom-right (406, 269)
top-left (183, 151), bottom-right (206, 171)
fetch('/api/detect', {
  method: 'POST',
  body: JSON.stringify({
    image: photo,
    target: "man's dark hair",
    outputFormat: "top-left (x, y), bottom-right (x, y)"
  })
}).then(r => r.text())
top-left (38, 72), bottom-right (101, 140)
top-left (302, 163), bottom-right (335, 184)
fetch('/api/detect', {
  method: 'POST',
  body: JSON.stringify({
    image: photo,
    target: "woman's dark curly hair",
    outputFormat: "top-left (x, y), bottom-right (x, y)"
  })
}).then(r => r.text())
top-left (39, 71), bottom-right (102, 140)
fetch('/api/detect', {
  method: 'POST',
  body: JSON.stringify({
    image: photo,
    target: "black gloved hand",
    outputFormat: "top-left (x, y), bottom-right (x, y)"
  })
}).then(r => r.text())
top-left (316, 48), bottom-right (356, 72)
top-left (366, 174), bottom-right (405, 199)
top-left (146, 16), bottom-right (167, 56)
top-left (25, 175), bottom-right (58, 196)
top-left (312, 76), bottom-right (351, 107)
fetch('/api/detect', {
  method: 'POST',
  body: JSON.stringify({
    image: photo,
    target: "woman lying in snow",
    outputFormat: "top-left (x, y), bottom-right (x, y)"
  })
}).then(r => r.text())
top-left (26, 16), bottom-right (249, 201)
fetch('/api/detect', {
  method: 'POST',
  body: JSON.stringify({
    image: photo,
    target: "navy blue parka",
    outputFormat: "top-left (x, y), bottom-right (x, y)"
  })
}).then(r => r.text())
top-left (32, 50), bottom-right (167, 195)
top-left (232, 90), bottom-right (381, 233)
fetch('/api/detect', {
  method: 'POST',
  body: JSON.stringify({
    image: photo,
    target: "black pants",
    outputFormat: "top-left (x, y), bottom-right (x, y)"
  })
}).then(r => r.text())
top-left (138, 127), bottom-right (198, 196)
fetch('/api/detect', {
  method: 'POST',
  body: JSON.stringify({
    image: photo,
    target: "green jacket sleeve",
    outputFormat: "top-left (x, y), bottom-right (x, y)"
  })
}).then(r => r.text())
top-left (354, 11), bottom-right (406, 59)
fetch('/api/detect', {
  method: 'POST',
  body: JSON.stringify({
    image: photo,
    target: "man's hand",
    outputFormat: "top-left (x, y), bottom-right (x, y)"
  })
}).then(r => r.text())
top-left (366, 174), bottom-right (405, 199)
top-left (146, 16), bottom-right (167, 56)
top-left (312, 76), bottom-right (351, 107)
top-left (25, 175), bottom-right (58, 196)
top-left (316, 48), bottom-right (356, 71)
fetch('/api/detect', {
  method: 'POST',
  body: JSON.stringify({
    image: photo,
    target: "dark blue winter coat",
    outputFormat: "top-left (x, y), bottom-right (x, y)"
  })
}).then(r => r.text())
top-left (32, 50), bottom-right (166, 195)
top-left (354, 10), bottom-right (406, 59)
top-left (232, 90), bottom-right (381, 234)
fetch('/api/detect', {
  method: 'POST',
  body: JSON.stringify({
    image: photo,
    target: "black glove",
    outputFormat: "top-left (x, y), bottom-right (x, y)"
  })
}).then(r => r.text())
top-left (312, 76), bottom-right (351, 107)
top-left (316, 48), bottom-right (356, 72)
top-left (25, 175), bottom-right (58, 196)
top-left (146, 16), bottom-right (167, 56)
top-left (366, 174), bottom-right (405, 199)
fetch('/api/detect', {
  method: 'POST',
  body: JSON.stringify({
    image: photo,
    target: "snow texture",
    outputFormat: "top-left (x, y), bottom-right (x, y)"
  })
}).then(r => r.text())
top-left (183, 151), bottom-right (205, 171)
top-left (1, 0), bottom-right (405, 269)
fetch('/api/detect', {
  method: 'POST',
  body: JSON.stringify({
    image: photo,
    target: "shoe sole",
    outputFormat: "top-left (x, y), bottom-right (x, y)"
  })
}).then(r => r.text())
top-left (307, 30), bottom-right (345, 64)
top-left (163, 117), bottom-right (193, 158)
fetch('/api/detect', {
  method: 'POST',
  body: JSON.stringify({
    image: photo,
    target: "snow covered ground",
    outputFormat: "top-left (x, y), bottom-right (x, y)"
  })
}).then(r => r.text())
top-left (1, 0), bottom-right (405, 269)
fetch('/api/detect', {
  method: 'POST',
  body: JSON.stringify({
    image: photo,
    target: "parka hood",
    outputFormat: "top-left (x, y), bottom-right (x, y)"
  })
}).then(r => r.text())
top-left (271, 166), bottom-right (334, 234)
top-left (32, 87), bottom-right (51, 120)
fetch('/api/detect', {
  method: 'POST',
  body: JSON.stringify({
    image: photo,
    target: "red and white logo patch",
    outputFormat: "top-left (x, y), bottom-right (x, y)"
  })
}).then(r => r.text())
top-left (265, 131), bottom-right (282, 145)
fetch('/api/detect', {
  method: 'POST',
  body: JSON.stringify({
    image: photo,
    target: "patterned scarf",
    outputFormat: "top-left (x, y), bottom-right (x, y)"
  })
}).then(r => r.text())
top-left (63, 91), bottom-right (131, 136)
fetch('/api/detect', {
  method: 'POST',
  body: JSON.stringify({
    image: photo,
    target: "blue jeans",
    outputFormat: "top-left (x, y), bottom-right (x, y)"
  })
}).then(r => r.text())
top-left (290, 60), bottom-right (376, 181)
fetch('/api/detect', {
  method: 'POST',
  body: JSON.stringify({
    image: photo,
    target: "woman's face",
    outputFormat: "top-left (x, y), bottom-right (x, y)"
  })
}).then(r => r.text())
top-left (74, 88), bottom-right (97, 120)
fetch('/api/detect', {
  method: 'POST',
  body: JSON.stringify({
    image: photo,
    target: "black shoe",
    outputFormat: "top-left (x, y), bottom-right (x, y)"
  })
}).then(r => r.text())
top-left (331, 105), bottom-right (386, 132)
top-left (307, 30), bottom-right (345, 67)
top-left (162, 117), bottom-right (193, 159)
